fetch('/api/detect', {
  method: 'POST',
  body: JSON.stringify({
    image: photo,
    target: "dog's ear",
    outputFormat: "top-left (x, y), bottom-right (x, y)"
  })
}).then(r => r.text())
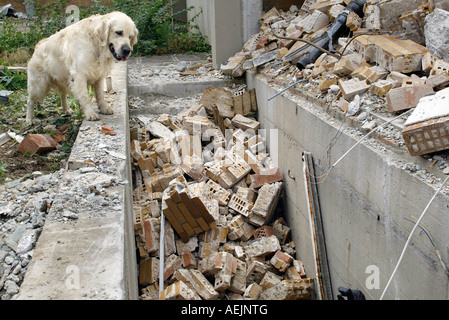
top-left (94, 17), bottom-right (111, 47)
top-left (130, 28), bottom-right (138, 49)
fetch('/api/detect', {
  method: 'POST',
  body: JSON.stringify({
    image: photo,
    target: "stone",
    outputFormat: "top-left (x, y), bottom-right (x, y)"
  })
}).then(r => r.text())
top-left (424, 9), bottom-right (449, 63)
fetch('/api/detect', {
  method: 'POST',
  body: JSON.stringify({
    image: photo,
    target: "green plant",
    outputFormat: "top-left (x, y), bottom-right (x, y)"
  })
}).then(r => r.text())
top-left (0, 162), bottom-right (8, 180)
top-left (0, 67), bottom-right (27, 91)
top-left (0, 0), bottom-right (210, 58)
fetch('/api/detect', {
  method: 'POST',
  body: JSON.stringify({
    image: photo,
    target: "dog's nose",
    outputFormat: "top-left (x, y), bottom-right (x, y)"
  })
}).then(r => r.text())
top-left (121, 45), bottom-right (131, 57)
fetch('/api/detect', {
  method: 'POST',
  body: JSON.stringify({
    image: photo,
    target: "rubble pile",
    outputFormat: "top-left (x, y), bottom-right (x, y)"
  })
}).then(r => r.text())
top-left (131, 87), bottom-right (314, 300)
top-left (221, 0), bottom-right (449, 159)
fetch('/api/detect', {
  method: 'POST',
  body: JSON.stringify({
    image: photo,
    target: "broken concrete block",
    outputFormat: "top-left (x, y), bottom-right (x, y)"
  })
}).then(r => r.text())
top-left (272, 218), bottom-right (291, 245)
top-left (163, 254), bottom-right (182, 281)
top-left (285, 266), bottom-right (302, 280)
top-left (159, 280), bottom-right (202, 300)
top-left (204, 226), bottom-right (228, 244)
top-left (293, 260), bottom-right (307, 278)
top-left (385, 84), bottom-right (434, 112)
top-left (244, 235), bottom-right (281, 259)
top-left (199, 87), bottom-right (235, 118)
top-left (228, 194), bottom-right (253, 217)
top-left (181, 252), bottom-right (197, 269)
top-left (302, 9), bottom-right (330, 33)
top-left (259, 279), bottom-right (314, 300)
top-left (246, 260), bottom-right (268, 284)
top-left (259, 271), bottom-right (282, 289)
top-left (248, 182), bottom-right (283, 227)
top-left (139, 257), bottom-right (159, 286)
top-left (243, 283), bottom-right (262, 300)
top-left (19, 134), bottom-right (57, 155)
top-left (319, 77), bottom-right (338, 91)
top-left (231, 114), bottom-right (260, 131)
top-left (333, 56), bottom-right (363, 77)
top-left (369, 80), bottom-right (394, 97)
top-left (227, 215), bottom-right (254, 241)
top-left (251, 167), bottom-right (283, 189)
top-left (351, 34), bottom-right (428, 73)
top-left (270, 250), bottom-right (294, 272)
top-left (205, 179), bottom-right (231, 206)
top-left (229, 259), bottom-right (247, 294)
top-left (338, 78), bottom-right (371, 100)
top-left (346, 11), bottom-right (362, 31)
top-left (424, 8), bottom-right (449, 64)
top-left (402, 87), bottom-right (449, 155)
top-left (386, 71), bottom-right (408, 88)
top-left (176, 237), bottom-right (198, 256)
top-left (173, 268), bottom-right (219, 300)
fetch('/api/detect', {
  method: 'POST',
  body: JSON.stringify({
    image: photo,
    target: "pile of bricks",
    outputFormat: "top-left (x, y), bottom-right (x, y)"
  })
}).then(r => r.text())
top-left (221, 1), bottom-right (449, 157)
top-left (131, 86), bottom-right (314, 300)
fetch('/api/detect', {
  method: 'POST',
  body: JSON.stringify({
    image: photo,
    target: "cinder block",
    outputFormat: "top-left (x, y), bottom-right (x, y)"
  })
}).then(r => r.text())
top-left (402, 87), bottom-right (449, 155)
top-left (251, 167), bottom-right (283, 189)
top-left (270, 250), bottom-right (294, 272)
top-left (163, 254), bottom-right (182, 281)
top-left (243, 283), bottom-right (262, 300)
top-left (259, 271), bottom-right (282, 289)
top-left (159, 280), bottom-right (201, 300)
top-left (231, 114), bottom-right (260, 131)
top-left (249, 182), bottom-right (283, 227)
top-left (386, 84), bottom-right (434, 112)
top-left (19, 134), bottom-right (57, 155)
top-left (338, 78), bottom-right (371, 100)
top-left (228, 194), bottom-right (253, 217)
top-left (174, 268), bottom-right (219, 300)
top-left (244, 235), bottom-right (281, 259)
top-left (229, 259), bottom-right (247, 294)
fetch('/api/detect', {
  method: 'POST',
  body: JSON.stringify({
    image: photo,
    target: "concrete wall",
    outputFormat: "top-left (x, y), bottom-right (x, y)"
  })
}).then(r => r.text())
top-left (187, 0), bottom-right (262, 69)
top-left (246, 71), bottom-right (449, 300)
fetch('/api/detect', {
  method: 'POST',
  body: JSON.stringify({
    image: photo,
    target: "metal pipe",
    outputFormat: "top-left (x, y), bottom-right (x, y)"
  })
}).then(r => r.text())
top-left (158, 212), bottom-right (165, 299)
top-left (295, 0), bottom-right (366, 70)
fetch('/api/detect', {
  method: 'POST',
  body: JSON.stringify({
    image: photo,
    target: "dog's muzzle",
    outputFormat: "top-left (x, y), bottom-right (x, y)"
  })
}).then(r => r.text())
top-left (109, 44), bottom-right (130, 62)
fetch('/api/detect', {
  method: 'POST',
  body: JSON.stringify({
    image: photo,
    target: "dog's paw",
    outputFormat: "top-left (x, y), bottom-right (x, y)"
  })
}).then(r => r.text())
top-left (84, 110), bottom-right (100, 121)
top-left (64, 107), bottom-right (74, 115)
top-left (98, 102), bottom-right (114, 115)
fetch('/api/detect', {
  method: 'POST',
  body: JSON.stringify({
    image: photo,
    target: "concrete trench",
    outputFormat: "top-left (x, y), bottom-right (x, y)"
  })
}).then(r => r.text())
top-left (14, 53), bottom-right (449, 300)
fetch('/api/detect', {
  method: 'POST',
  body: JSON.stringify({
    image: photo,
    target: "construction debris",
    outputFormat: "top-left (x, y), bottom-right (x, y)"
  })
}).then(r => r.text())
top-left (220, 1), bottom-right (449, 158)
top-left (132, 86), bottom-right (314, 300)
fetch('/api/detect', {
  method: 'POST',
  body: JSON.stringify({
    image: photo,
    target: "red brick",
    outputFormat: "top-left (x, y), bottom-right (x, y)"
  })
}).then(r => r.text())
top-left (280, 30), bottom-right (302, 49)
top-left (101, 125), bottom-right (116, 136)
top-left (251, 167), bottom-right (283, 189)
top-left (386, 84), bottom-right (434, 112)
top-left (19, 134), bottom-right (57, 155)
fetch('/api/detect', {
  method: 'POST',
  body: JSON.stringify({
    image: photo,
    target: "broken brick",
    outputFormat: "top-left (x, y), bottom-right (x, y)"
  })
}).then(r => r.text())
top-left (385, 84), bottom-right (434, 112)
top-left (19, 134), bottom-right (57, 155)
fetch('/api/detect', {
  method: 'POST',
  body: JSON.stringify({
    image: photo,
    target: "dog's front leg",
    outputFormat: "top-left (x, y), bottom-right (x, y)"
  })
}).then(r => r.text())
top-left (94, 78), bottom-right (113, 115)
top-left (70, 75), bottom-right (99, 121)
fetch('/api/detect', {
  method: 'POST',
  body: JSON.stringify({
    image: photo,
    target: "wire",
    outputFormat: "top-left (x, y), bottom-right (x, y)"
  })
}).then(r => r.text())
top-left (308, 109), bottom-right (414, 184)
top-left (380, 174), bottom-right (449, 299)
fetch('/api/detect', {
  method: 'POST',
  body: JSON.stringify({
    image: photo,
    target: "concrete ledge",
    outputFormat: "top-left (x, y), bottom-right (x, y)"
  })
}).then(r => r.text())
top-left (17, 61), bottom-right (138, 300)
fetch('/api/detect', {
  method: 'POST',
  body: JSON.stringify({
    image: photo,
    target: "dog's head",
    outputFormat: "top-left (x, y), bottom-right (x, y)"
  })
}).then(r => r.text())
top-left (94, 11), bottom-right (138, 61)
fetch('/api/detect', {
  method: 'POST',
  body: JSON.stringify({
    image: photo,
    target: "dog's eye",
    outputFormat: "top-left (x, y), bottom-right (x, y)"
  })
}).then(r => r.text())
top-left (115, 31), bottom-right (123, 36)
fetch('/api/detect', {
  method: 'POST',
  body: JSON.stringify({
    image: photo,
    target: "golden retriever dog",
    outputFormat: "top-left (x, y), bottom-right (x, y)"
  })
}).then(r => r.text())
top-left (26, 11), bottom-right (138, 124)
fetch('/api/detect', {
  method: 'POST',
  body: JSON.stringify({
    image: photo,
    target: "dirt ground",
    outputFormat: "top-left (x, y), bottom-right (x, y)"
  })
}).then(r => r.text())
top-left (0, 140), bottom-right (60, 181)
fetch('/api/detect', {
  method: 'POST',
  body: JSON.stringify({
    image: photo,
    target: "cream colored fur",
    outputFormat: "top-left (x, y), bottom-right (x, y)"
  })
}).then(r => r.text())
top-left (26, 11), bottom-right (138, 124)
